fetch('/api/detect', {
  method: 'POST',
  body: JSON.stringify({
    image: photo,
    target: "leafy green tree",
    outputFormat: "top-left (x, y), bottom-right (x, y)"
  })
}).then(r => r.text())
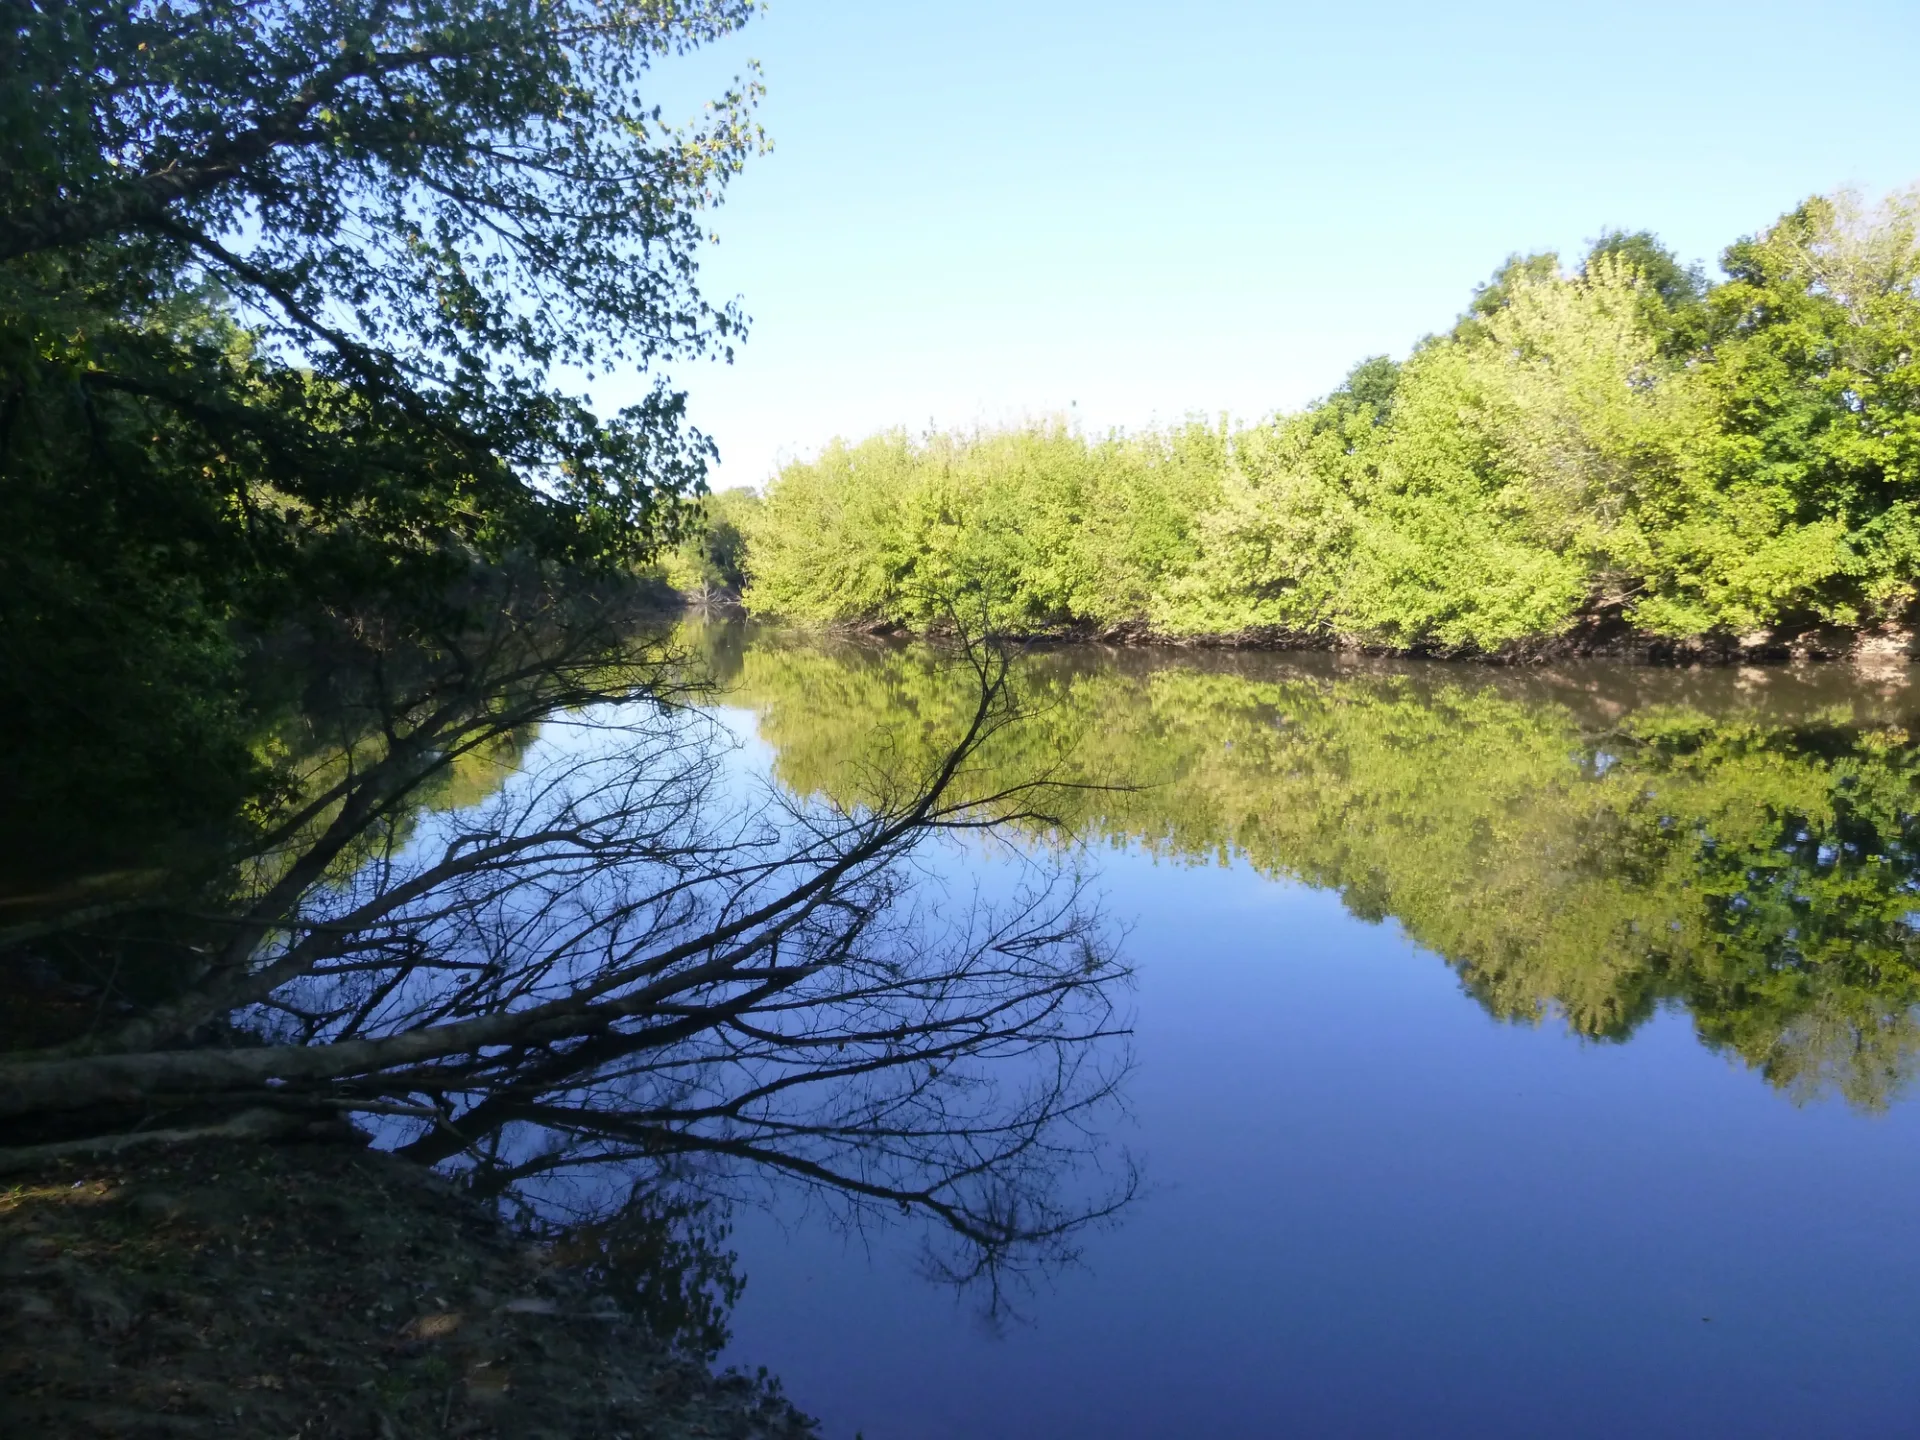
top-left (2, 0), bottom-right (761, 559)
top-left (1169, 253), bottom-right (1704, 649)
top-left (742, 421), bottom-right (1224, 631)
top-left (0, 0), bottom-right (765, 884)
top-left (1582, 228), bottom-right (1709, 354)
top-left (1635, 188), bottom-right (1920, 635)
top-left (656, 486), bottom-right (761, 595)
top-left (1451, 249), bottom-right (1561, 343)
top-left (1327, 354), bottom-right (1403, 427)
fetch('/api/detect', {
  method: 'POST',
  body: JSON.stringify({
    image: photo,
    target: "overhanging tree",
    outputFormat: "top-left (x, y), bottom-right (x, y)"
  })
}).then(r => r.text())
top-left (0, 620), bottom-right (1137, 1288)
top-left (0, 0), bottom-right (767, 880)
top-left (3, 0), bottom-right (764, 560)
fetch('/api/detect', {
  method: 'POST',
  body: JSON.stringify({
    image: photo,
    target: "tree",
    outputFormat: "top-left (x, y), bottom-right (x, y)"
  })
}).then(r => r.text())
top-left (1654, 187), bottom-right (1920, 634)
top-left (0, 0), bottom-right (767, 883)
top-left (658, 486), bottom-right (762, 600)
top-left (1451, 249), bottom-right (1561, 343)
top-left (2, 0), bottom-right (763, 563)
top-left (1583, 230), bottom-right (1705, 305)
top-left (1582, 228), bottom-right (1708, 353)
top-left (741, 421), bottom-right (1226, 632)
top-left (1324, 354), bottom-right (1402, 428)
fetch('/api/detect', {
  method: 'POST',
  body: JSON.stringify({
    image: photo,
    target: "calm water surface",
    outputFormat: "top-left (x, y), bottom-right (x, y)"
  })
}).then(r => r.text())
top-left (705, 633), bottom-right (1920, 1438)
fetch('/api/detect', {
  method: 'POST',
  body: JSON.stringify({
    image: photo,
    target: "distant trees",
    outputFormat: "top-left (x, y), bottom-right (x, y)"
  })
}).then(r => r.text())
top-left (744, 421), bottom-right (1228, 632)
top-left (740, 186), bottom-right (1920, 654)
top-left (654, 488), bottom-right (763, 600)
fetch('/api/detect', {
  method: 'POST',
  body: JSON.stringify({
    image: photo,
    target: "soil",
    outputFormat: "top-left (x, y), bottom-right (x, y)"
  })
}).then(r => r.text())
top-left (803, 612), bottom-right (1920, 667)
top-left (0, 1136), bottom-right (816, 1439)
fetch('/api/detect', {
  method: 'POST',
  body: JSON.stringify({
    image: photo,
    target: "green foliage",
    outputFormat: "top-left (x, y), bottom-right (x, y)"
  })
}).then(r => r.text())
top-left (726, 634), bottom-right (1920, 1110)
top-left (742, 421), bottom-right (1226, 630)
top-left (742, 186), bottom-right (1920, 654)
top-left (1, 0), bottom-right (761, 556)
top-left (0, 0), bottom-right (761, 885)
top-left (1636, 188), bottom-right (1920, 634)
top-left (1452, 249), bottom-right (1562, 344)
top-left (1583, 228), bottom-right (1711, 355)
top-left (653, 488), bottom-right (762, 595)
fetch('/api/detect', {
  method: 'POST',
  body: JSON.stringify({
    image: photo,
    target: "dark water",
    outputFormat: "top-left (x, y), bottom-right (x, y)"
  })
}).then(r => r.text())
top-left (705, 634), bottom-right (1920, 1438)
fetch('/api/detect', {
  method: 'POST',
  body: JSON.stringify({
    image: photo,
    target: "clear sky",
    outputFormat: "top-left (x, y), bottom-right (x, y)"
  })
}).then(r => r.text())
top-left (630, 0), bottom-right (1920, 489)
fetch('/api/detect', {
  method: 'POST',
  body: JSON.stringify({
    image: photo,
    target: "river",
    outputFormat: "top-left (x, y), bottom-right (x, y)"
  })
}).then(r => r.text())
top-left (697, 627), bottom-right (1920, 1438)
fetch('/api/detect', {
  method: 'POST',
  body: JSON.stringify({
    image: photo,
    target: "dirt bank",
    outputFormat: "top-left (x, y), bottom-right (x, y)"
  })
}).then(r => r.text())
top-left (0, 1137), bottom-right (814, 1438)
top-left (815, 612), bottom-right (1920, 667)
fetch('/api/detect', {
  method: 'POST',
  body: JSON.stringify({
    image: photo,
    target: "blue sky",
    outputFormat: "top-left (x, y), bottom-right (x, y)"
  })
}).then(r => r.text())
top-left (631, 0), bottom-right (1920, 488)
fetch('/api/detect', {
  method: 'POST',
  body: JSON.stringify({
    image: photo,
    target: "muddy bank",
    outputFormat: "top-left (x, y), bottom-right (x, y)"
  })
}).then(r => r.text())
top-left (0, 1137), bottom-right (813, 1439)
top-left (804, 612), bottom-right (1920, 668)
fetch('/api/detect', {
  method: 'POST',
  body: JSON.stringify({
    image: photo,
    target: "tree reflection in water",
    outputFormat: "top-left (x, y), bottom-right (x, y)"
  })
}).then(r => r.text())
top-left (720, 629), bottom-right (1920, 1111)
top-left (0, 602), bottom-right (1136, 1319)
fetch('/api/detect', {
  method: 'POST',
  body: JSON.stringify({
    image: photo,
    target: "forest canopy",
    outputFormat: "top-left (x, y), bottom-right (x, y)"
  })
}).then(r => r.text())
top-left (740, 187), bottom-right (1920, 655)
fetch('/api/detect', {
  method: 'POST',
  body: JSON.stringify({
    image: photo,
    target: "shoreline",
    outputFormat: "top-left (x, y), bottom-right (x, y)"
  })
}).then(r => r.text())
top-left (720, 606), bottom-right (1919, 669)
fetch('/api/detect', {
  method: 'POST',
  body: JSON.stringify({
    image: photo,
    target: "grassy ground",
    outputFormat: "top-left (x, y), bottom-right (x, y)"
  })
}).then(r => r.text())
top-left (0, 1136), bottom-right (816, 1438)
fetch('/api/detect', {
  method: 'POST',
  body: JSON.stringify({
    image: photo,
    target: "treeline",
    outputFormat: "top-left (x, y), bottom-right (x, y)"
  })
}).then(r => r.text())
top-left (740, 188), bottom-right (1920, 653)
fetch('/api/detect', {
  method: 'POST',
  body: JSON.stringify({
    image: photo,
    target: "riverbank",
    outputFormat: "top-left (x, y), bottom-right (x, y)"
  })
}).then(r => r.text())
top-left (784, 610), bottom-right (1919, 667)
top-left (0, 1136), bottom-right (815, 1439)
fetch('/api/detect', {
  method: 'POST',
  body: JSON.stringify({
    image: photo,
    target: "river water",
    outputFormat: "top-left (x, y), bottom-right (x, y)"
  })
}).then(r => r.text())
top-left (700, 629), bottom-right (1920, 1438)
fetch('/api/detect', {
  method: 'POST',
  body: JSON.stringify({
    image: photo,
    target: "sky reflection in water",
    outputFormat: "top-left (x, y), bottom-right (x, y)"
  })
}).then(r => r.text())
top-left (709, 635), bottom-right (1920, 1439)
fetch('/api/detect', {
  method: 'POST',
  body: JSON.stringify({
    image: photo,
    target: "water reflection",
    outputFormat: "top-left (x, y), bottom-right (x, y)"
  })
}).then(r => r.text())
top-left (714, 630), bottom-right (1920, 1110)
top-left (15, 615), bottom-right (1920, 1436)
top-left (1, 611), bottom-right (1131, 1307)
